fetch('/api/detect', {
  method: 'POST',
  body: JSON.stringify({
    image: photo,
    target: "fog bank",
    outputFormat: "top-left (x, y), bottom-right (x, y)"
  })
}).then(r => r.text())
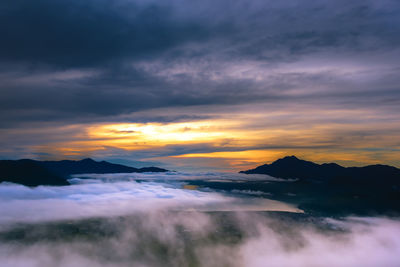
top-left (0, 172), bottom-right (399, 266)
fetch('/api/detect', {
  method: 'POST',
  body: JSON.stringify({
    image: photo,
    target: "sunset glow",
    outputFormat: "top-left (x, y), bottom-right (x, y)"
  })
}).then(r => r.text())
top-left (0, 0), bottom-right (399, 171)
top-left (1, 1), bottom-right (400, 266)
top-left (16, 111), bottom-right (398, 171)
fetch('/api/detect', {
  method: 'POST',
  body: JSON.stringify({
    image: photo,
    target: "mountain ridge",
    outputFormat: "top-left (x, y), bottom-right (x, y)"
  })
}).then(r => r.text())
top-left (38, 158), bottom-right (168, 176)
top-left (0, 158), bottom-right (168, 186)
top-left (240, 155), bottom-right (400, 184)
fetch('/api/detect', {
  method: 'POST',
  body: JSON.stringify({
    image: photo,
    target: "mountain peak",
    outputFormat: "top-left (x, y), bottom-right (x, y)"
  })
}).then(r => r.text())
top-left (272, 155), bottom-right (308, 166)
top-left (240, 156), bottom-right (400, 182)
top-left (81, 158), bottom-right (95, 162)
top-left (280, 155), bottom-right (299, 161)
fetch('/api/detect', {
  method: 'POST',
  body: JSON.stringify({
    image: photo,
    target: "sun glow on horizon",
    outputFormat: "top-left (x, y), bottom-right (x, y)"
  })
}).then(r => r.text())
top-left (11, 110), bottom-right (400, 170)
top-left (88, 121), bottom-right (236, 143)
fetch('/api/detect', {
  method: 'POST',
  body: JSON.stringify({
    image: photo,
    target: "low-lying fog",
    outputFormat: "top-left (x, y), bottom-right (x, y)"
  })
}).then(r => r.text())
top-left (0, 172), bottom-right (399, 267)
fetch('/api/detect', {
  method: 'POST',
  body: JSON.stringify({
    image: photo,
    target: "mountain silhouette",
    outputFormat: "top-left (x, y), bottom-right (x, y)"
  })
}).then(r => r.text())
top-left (0, 158), bottom-right (168, 186)
top-left (39, 158), bottom-right (168, 176)
top-left (240, 155), bottom-right (400, 186)
top-left (0, 160), bottom-right (69, 186)
top-left (230, 156), bottom-right (400, 215)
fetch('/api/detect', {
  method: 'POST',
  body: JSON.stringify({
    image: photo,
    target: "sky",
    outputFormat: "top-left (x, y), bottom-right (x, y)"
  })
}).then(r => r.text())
top-left (0, 0), bottom-right (399, 171)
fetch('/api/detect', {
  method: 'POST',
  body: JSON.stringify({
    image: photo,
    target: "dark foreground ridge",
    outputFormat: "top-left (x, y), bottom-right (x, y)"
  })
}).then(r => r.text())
top-left (0, 158), bottom-right (168, 186)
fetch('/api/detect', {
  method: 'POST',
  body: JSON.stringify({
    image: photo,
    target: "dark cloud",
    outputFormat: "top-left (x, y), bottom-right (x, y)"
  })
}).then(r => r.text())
top-left (1, 0), bottom-right (398, 66)
top-left (0, 0), bottom-right (211, 67)
top-left (0, 0), bottom-right (399, 164)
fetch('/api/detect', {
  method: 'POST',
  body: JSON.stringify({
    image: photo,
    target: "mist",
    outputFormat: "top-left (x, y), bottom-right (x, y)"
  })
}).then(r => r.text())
top-left (0, 173), bottom-right (399, 267)
top-left (0, 212), bottom-right (399, 267)
top-left (0, 172), bottom-right (298, 225)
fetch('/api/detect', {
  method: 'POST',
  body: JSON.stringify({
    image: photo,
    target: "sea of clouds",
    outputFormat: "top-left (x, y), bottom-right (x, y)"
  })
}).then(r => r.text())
top-left (0, 172), bottom-right (399, 267)
top-left (0, 172), bottom-right (298, 225)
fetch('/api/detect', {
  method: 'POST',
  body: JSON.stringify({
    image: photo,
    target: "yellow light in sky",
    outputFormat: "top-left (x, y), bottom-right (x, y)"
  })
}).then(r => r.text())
top-left (86, 120), bottom-right (253, 149)
top-left (26, 110), bottom-right (400, 169)
top-left (172, 150), bottom-right (284, 161)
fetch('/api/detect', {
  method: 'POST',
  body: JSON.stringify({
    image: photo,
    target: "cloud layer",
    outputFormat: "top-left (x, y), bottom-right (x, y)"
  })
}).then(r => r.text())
top-left (0, 172), bottom-right (298, 225)
top-left (0, 173), bottom-right (399, 266)
top-left (0, 210), bottom-right (399, 267)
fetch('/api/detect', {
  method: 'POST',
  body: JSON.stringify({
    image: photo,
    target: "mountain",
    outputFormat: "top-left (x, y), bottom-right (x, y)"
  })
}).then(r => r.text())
top-left (0, 160), bottom-right (70, 186)
top-left (240, 155), bottom-right (400, 185)
top-left (0, 158), bottom-right (168, 187)
top-left (38, 158), bottom-right (168, 176)
top-left (229, 156), bottom-right (400, 215)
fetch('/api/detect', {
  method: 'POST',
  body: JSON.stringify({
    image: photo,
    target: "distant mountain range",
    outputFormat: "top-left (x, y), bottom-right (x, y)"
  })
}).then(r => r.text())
top-left (240, 155), bottom-right (400, 184)
top-left (0, 158), bottom-right (168, 186)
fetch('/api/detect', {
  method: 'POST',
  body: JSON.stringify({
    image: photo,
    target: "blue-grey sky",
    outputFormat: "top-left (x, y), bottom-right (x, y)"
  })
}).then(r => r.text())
top-left (0, 0), bottom-right (399, 170)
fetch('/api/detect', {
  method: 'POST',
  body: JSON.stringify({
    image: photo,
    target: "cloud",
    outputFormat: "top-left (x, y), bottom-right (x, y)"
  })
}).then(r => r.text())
top-left (1, 0), bottom-right (399, 125)
top-left (0, 172), bottom-right (298, 225)
top-left (0, 210), bottom-right (399, 266)
top-left (0, 173), bottom-right (399, 266)
top-left (0, 0), bottom-right (399, 168)
top-left (1, 0), bottom-right (399, 67)
top-left (0, 0), bottom-right (209, 67)
top-left (232, 216), bottom-right (400, 267)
